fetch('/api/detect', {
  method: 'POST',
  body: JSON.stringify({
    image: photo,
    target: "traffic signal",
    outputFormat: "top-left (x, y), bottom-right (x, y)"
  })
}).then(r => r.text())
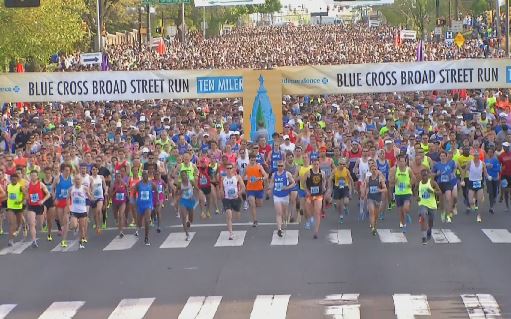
top-left (4, 0), bottom-right (40, 8)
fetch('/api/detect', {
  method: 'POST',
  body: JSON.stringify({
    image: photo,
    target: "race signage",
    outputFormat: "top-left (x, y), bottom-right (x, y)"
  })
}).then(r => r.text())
top-left (400, 30), bottom-right (417, 40)
top-left (80, 52), bottom-right (102, 66)
top-left (2, 59), bottom-right (511, 102)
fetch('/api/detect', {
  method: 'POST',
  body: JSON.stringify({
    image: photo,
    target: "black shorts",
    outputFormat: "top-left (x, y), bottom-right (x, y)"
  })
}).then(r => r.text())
top-left (28, 205), bottom-right (44, 215)
top-left (333, 186), bottom-right (349, 200)
top-left (200, 186), bottom-right (211, 196)
top-left (91, 199), bottom-right (104, 209)
top-left (438, 182), bottom-right (454, 194)
top-left (469, 180), bottom-right (483, 191)
top-left (71, 212), bottom-right (87, 219)
top-left (44, 198), bottom-right (54, 209)
top-left (1, 200), bottom-right (6, 209)
top-left (222, 198), bottom-right (241, 212)
top-left (8, 208), bottom-right (23, 214)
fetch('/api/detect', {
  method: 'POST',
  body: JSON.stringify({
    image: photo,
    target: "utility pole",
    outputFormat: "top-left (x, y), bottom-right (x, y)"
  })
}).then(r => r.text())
top-left (96, 0), bottom-right (102, 51)
top-left (146, 4), bottom-right (152, 43)
top-left (138, 7), bottom-right (142, 51)
top-left (181, 2), bottom-right (185, 43)
top-left (448, 0), bottom-right (451, 27)
top-left (202, 6), bottom-right (206, 38)
top-left (454, 0), bottom-right (458, 21)
top-left (496, 0), bottom-right (501, 47)
top-left (435, 0), bottom-right (439, 21)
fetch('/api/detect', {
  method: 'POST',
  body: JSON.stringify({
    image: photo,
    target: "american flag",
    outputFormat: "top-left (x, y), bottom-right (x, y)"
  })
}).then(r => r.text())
top-left (416, 40), bottom-right (425, 62)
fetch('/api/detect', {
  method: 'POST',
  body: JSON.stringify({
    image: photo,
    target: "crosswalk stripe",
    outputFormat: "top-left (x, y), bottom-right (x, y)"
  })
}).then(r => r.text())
top-left (0, 304), bottom-right (16, 319)
top-left (51, 240), bottom-right (80, 252)
top-left (214, 231), bottom-right (246, 247)
top-left (107, 298), bottom-right (155, 319)
top-left (160, 232), bottom-right (195, 248)
top-left (321, 294), bottom-right (360, 319)
top-left (271, 230), bottom-right (299, 245)
top-left (250, 295), bottom-right (290, 319)
top-left (38, 301), bottom-right (85, 319)
top-left (0, 241), bottom-right (33, 255)
top-left (377, 229), bottom-right (407, 243)
top-left (393, 294), bottom-right (430, 319)
top-left (482, 229), bottom-right (511, 243)
top-left (103, 234), bottom-right (138, 251)
top-left (178, 296), bottom-right (222, 319)
top-left (328, 229), bottom-right (353, 245)
top-left (461, 294), bottom-right (501, 318)
top-left (431, 229), bottom-right (461, 244)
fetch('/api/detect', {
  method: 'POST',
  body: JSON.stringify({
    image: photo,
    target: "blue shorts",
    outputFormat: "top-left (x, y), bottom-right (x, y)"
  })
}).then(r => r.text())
top-left (298, 188), bottom-right (307, 198)
top-left (247, 190), bottom-right (264, 199)
top-left (137, 204), bottom-right (153, 214)
top-left (395, 194), bottom-right (411, 207)
top-left (180, 198), bottom-right (196, 210)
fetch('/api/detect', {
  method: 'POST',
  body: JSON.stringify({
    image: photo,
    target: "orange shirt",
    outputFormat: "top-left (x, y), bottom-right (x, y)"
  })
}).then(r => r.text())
top-left (245, 165), bottom-right (264, 191)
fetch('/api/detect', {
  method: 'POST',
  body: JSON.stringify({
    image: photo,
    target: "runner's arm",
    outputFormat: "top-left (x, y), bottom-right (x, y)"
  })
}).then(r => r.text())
top-left (286, 172), bottom-right (296, 190)
top-left (40, 183), bottom-right (51, 204)
top-left (237, 176), bottom-right (246, 194)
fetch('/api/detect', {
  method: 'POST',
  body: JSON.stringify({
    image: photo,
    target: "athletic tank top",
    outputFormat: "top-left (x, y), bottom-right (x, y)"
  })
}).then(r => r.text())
top-left (418, 179), bottom-right (437, 209)
top-left (70, 185), bottom-right (88, 213)
top-left (394, 167), bottom-right (412, 195)
top-left (197, 168), bottom-right (211, 189)
top-left (246, 165), bottom-right (263, 191)
top-left (7, 183), bottom-right (23, 209)
top-left (55, 175), bottom-right (72, 200)
top-left (334, 167), bottom-right (350, 189)
top-left (273, 171), bottom-right (289, 198)
top-left (367, 175), bottom-right (382, 202)
top-left (180, 181), bottom-right (194, 200)
top-left (91, 175), bottom-right (104, 200)
top-left (43, 177), bottom-right (54, 197)
top-left (306, 169), bottom-right (323, 196)
top-left (223, 175), bottom-right (239, 199)
top-left (81, 174), bottom-right (91, 190)
top-left (271, 150), bottom-right (283, 172)
top-left (112, 182), bottom-right (128, 205)
top-left (153, 179), bottom-right (165, 201)
top-left (319, 159), bottom-right (332, 177)
top-left (237, 157), bottom-right (249, 180)
top-left (137, 182), bottom-right (153, 205)
top-left (384, 150), bottom-right (396, 167)
top-left (28, 181), bottom-right (44, 206)
top-left (376, 159), bottom-right (390, 181)
top-left (468, 160), bottom-right (483, 182)
top-left (358, 158), bottom-right (370, 180)
top-left (180, 163), bottom-right (195, 181)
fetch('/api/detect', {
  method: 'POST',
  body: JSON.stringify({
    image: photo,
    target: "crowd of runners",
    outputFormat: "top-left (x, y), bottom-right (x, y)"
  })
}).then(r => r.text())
top-left (1, 23), bottom-right (511, 249)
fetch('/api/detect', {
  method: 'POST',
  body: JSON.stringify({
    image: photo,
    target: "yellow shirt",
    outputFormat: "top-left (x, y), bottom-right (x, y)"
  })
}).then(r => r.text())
top-left (333, 167), bottom-right (350, 188)
top-left (298, 165), bottom-right (312, 190)
top-left (453, 150), bottom-right (473, 178)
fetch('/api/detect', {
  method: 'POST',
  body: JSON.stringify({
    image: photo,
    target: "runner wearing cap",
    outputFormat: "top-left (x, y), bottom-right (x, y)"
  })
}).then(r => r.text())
top-left (332, 158), bottom-right (353, 224)
top-left (268, 160), bottom-right (296, 237)
top-left (390, 154), bottom-right (415, 232)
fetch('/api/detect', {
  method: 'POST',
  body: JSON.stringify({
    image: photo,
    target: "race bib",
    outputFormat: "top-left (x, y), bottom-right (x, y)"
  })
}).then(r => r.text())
top-left (140, 191), bottom-right (150, 200)
top-left (183, 189), bottom-right (192, 199)
top-left (398, 182), bottom-right (406, 191)
top-left (275, 182), bottom-right (284, 191)
top-left (440, 174), bottom-right (449, 183)
top-left (338, 180), bottom-right (346, 188)
top-left (310, 186), bottom-right (320, 195)
top-left (9, 193), bottom-right (17, 200)
top-left (93, 189), bottom-right (102, 197)
top-left (502, 179), bottom-right (508, 188)
top-left (227, 188), bottom-right (236, 197)
top-left (369, 186), bottom-right (378, 194)
top-left (473, 180), bottom-right (482, 188)
top-left (73, 197), bottom-right (85, 206)
top-left (157, 184), bottom-right (164, 193)
top-left (60, 189), bottom-right (68, 198)
top-left (421, 191), bottom-right (431, 200)
top-left (30, 193), bottom-right (40, 203)
top-left (250, 176), bottom-right (257, 183)
top-left (199, 176), bottom-right (208, 186)
top-left (115, 193), bottom-right (125, 201)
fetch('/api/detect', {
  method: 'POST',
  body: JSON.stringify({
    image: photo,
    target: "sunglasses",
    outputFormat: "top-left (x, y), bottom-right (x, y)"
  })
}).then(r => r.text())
top-left (278, 165), bottom-right (284, 167)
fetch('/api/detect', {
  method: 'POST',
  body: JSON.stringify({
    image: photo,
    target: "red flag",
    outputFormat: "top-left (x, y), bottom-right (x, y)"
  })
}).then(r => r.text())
top-left (16, 63), bottom-right (24, 110)
top-left (157, 38), bottom-right (166, 55)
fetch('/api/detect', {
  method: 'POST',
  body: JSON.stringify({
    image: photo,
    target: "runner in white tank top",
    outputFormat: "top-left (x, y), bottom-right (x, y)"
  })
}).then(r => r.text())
top-left (68, 175), bottom-right (92, 249)
top-left (463, 157), bottom-right (487, 224)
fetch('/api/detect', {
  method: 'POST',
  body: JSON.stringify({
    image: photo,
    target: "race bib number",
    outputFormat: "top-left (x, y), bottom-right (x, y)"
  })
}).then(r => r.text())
top-left (310, 186), bottom-right (320, 195)
top-left (30, 193), bottom-right (40, 203)
top-left (93, 189), bottom-right (102, 197)
top-left (369, 186), bottom-right (378, 194)
top-left (73, 197), bottom-right (85, 206)
top-left (440, 174), bottom-right (449, 183)
top-left (227, 188), bottom-right (236, 197)
top-left (115, 193), bottom-right (125, 201)
top-left (9, 193), bottom-right (17, 200)
top-left (60, 189), bottom-right (68, 198)
top-left (502, 179), bottom-right (509, 188)
top-left (140, 191), bottom-right (150, 200)
top-left (183, 189), bottom-right (192, 199)
top-left (421, 191), bottom-right (431, 200)
top-left (338, 180), bottom-right (346, 188)
top-left (157, 184), bottom-right (164, 193)
top-left (398, 182), bottom-right (406, 191)
top-left (250, 176), bottom-right (257, 183)
top-left (275, 182), bottom-right (284, 191)
top-left (200, 176), bottom-right (208, 186)
top-left (473, 180), bottom-right (482, 188)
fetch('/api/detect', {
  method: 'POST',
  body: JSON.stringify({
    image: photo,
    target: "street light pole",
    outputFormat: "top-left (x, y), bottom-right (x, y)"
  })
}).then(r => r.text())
top-left (182, 2), bottom-right (186, 43)
top-left (96, 0), bottom-right (102, 51)
top-left (147, 4), bottom-right (152, 43)
top-left (497, 0), bottom-right (501, 47)
top-left (202, 6), bottom-right (206, 38)
top-left (138, 7), bottom-right (142, 51)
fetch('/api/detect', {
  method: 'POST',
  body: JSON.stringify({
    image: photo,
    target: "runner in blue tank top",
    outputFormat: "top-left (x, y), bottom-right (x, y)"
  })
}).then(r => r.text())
top-left (135, 170), bottom-right (157, 246)
top-left (376, 150), bottom-right (390, 220)
top-left (52, 164), bottom-right (73, 248)
top-left (432, 151), bottom-right (457, 223)
top-left (268, 160), bottom-right (296, 237)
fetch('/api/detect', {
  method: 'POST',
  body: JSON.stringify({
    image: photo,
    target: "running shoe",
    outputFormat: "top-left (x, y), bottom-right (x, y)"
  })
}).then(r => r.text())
top-left (79, 241), bottom-right (85, 249)
top-left (313, 234), bottom-right (318, 239)
top-left (422, 237), bottom-right (427, 245)
top-left (129, 222), bottom-right (136, 227)
top-left (185, 233), bottom-right (190, 241)
top-left (200, 212), bottom-right (207, 219)
top-left (402, 224), bottom-right (408, 233)
top-left (339, 215), bottom-right (344, 224)
top-left (453, 207), bottom-right (458, 215)
top-left (243, 201), bottom-right (249, 210)
top-left (42, 225), bottom-right (48, 233)
top-left (32, 240), bottom-right (38, 248)
top-left (399, 222), bottom-right (404, 228)
top-left (60, 240), bottom-right (68, 248)
top-left (144, 237), bottom-right (150, 246)
top-left (186, 221), bottom-right (191, 229)
top-left (446, 214), bottom-right (452, 223)
top-left (23, 225), bottom-right (28, 238)
top-left (206, 211), bottom-right (211, 218)
top-left (215, 209), bottom-right (220, 215)
top-left (156, 228), bottom-right (161, 233)
top-left (277, 229), bottom-right (283, 237)
top-left (47, 234), bottom-right (53, 242)
top-left (344, 207), bottom-right (349, 216)
top-left (440, 212), bottom-right (446, 223)
top-left (477, 214), bottom-right (482, 223)
top-left (8, 239), bottom-right (14, 247)
top-left (102, 221), bottom-right (107, 229)
top-left (228, 233), bottom-right (234, 240)
top-left (371, 227), bottom-right (377, 236)
top-left (252, 220), bottom-right (258, 227)
top-left (119, 232), bottom-right (125, 239)
top-left (134, 230), bottom-right (139, 237)
top-left (427, 229), bottom-right (432, 241)
top-left (82, 238), bottom-right (88, 243)
top-left (489, 208), bottom-right (495, 215)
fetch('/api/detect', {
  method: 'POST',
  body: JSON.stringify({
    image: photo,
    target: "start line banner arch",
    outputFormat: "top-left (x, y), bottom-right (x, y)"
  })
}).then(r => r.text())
top-left (1, 58), bottom-right (511, 103)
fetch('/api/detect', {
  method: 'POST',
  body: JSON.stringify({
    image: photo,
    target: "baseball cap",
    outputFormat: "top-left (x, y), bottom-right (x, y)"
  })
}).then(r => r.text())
top-left (142, 147), bottom-right (150, 153)
top-left (503, 142), bottom-right (510, 147)
top-left (283, 135), bottom-right (290, 140)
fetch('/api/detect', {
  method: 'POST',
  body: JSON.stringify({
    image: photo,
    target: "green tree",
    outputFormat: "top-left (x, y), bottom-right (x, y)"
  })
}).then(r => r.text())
top-left (0, 0), bottom-right (88, 69)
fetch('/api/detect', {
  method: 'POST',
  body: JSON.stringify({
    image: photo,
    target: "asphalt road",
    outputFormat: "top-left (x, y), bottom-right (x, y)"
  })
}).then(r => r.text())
top-left (0, 197), bottom-right (510, 319)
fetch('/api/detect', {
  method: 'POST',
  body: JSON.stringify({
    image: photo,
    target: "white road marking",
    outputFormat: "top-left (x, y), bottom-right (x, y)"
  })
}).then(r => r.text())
top-left (250, 295), bottom-right (290, 319)
top-left (461, 294), bottom-right (501, 318)
top-left (160, 232), bottom-right (196, 248)
top-left (170, 222), bottom-right (286, 228)
top-left (393, 294), bottom-right (430, 319)
top-left (0, 304), bottom-right (16, 319)
top-left (320, 294), bottom-right (360, 319)
top-left (103, 234), bottom-right (138, 251)
top-left (107, 298), bottom-right (155, 319)
top-left (271, 229), bottom-right (299, 245)
top-left (377, 229), bottom-right (407, 243)
top-left (51, 240), bottom-right (80, 252)
top-left (178, 296), bottom-right (222, 319)
top-left (38, 301), bottom-right (85, 319)
top-left (327, 229), bottom-right (353, 245)
top-left (482, 229), bottom-right (511, 243)
top-left (214, 231), bottom-right (246, 247)
top-left (0, 241), bottom-right (33, 255)
top-left (431, 229), bottom-right (461, 244)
